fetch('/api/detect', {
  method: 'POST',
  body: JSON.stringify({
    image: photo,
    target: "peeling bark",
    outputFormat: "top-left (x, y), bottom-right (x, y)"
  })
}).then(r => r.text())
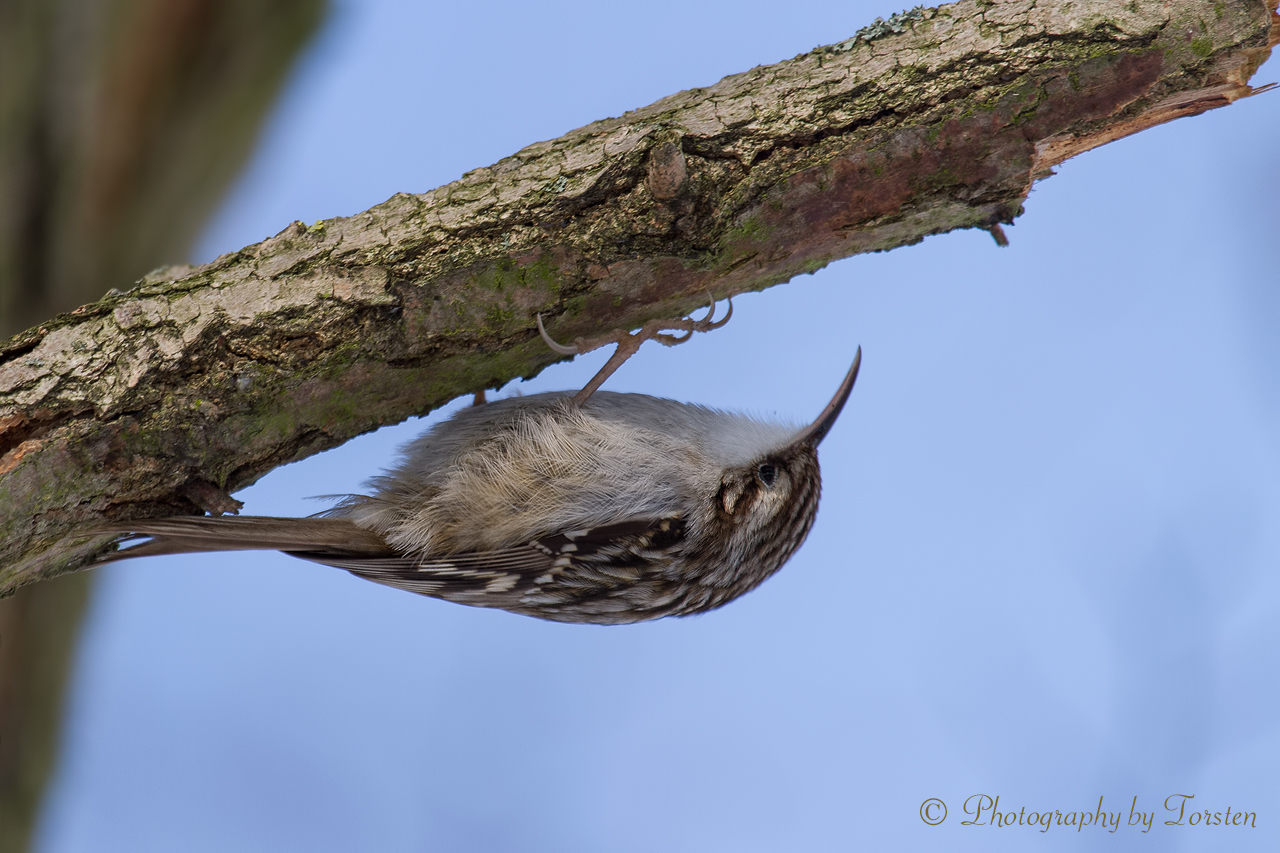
top-left (1, 0), bottom-right (1276, 596)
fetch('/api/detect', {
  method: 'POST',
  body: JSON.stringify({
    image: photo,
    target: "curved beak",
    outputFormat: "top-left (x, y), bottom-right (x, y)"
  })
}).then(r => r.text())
top-left (792, 347), bottom-right (861, 448)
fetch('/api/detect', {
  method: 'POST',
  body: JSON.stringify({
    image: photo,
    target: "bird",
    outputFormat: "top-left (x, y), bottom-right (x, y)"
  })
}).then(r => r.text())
top-left (95, 299), bottom-right (861, 624)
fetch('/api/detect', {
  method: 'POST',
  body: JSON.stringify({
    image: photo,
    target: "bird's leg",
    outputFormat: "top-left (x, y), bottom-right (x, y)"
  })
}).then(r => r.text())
top-left (537, 293), bottom-right (733, 404)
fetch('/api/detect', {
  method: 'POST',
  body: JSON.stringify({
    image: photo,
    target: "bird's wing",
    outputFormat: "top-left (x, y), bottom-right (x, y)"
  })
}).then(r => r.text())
top-left (92, 513), bottom-right (688, 616)
top-left (289, 516), bottom-right (687, 608)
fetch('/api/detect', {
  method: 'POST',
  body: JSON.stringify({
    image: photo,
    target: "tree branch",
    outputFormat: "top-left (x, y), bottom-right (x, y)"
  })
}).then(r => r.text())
top-left (1, 0), bottom-right (1276, 595)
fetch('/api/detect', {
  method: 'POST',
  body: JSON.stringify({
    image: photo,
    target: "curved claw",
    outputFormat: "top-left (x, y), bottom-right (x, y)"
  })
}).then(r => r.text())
top-left (697, 292), bottom-right (718, 325)
top-left (692, 292), bottom-right (732, 331)
top-left (537, 313), bottom-right (580, 355)
top-left (707, 295), bottom-right (733, 330)
top-left (657, 329), bottom-right (695, 346)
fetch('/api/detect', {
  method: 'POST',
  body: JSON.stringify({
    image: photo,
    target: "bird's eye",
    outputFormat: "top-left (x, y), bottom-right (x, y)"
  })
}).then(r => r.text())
top-left (757, 463), bottom-right (778, 487)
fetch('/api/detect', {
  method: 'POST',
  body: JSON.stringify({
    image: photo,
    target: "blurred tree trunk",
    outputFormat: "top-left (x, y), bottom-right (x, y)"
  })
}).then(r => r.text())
top-left (0, 1), bottom-right (325, 849)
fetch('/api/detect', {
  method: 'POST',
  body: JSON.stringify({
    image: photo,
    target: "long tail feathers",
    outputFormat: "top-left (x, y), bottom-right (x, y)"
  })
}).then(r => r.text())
top-left (92, 516), bottom-right (395, 564)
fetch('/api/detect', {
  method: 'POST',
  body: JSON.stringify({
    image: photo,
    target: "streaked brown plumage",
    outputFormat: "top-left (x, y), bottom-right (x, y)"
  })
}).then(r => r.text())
top-left (97, 349), bottom-right (860, 624)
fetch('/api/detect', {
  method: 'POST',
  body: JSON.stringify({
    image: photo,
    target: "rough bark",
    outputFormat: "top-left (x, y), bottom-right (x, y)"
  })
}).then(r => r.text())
top-left (1, 0), bottom-right (1276, 599)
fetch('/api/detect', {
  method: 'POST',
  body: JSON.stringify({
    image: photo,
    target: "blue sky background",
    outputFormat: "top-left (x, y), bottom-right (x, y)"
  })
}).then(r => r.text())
top-left (34, 1), bottom-right (1280, 850)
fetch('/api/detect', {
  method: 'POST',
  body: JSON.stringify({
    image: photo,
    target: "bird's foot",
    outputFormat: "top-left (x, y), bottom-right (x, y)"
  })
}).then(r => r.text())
top-left (537, 293), bottom-right (733, 403)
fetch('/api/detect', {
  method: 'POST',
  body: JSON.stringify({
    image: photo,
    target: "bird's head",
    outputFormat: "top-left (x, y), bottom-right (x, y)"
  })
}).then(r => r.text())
top-left (704, 348), bottom-right (862, 587)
